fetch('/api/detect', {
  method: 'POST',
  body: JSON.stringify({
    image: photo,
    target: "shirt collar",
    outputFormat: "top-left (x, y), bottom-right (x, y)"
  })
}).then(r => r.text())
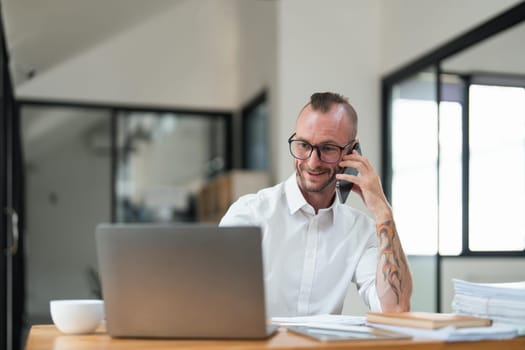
top-left (285, 173), bottom-right (307, 215)
top-left (285, 173), bottom-right (341, 217)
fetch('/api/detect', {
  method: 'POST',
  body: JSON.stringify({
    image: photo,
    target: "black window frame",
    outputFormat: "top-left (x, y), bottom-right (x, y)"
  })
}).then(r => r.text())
top-left (458, 72), bottom-right (525, 257)
top-left (241, 90), bottom-right (269, 170)
top-left (17, 99), bottom-right (234, 223)
top-left (382, 1), bottom-right (525, 257)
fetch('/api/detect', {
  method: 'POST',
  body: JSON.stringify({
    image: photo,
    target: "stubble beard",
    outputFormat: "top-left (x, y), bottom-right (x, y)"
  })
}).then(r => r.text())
top-left (296, 164), bottom-right (338, 194)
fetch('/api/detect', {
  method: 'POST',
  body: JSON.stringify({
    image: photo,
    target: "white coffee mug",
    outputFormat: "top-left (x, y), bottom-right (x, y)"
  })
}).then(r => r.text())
top-left (50, 299), bottom-right (104, 334)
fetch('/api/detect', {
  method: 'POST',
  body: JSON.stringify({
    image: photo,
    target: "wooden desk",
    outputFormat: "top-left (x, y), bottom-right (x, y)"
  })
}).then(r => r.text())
top-left (26, 325), bottom-right (525, 350)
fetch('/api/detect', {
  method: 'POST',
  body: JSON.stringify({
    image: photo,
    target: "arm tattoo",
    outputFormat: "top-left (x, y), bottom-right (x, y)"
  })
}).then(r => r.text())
top-left (377, 220), bottom-right (406, 304)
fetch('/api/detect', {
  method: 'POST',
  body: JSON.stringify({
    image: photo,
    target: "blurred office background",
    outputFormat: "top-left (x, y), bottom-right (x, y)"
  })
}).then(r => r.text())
top-left (1, 1), bottom-right (524, 349)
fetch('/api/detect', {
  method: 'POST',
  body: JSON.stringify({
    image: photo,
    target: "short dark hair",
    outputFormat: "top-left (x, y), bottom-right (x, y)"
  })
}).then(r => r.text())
top-left (305, 92), bottom-right (358, 139)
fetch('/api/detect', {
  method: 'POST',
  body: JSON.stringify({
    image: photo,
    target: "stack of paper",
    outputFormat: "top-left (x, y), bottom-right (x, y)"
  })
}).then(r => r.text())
top-left (452, 278), bottom-right (525, 334)
top-left (271, 315), bottom-right (410, 341)
top-left (272, 313), bottom-right (518, 342)
top-left (369, 323), bottom-right (518, 341)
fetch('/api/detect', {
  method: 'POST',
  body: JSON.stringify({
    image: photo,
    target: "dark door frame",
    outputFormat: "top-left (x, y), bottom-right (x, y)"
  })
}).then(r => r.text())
top-left (1, 3), bottom-right (26, 349)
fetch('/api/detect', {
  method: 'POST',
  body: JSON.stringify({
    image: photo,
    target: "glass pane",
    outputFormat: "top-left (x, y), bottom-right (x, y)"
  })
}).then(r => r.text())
top-left (21, 105), bottom-right (111, 324)
top-left (390, 71), bottom-right (438, 255)
top-left (469, 84), bottom-right (525, 251)
top-left (438, 101), bottom-right (463, 255)
top-left (438, 75), bottom-right (464, 255)
top-left (244, 101), bottom-right (269, 170)
top-left (115, 112), bottom-right (227, 223)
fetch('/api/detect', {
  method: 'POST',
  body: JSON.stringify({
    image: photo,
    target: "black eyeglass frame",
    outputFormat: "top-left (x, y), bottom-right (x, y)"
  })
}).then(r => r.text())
top-left (287, 133), bottom-right (356, 164)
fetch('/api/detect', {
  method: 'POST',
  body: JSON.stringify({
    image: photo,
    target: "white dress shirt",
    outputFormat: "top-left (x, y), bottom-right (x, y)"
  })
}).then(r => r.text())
top-left (219, 173), bottom-right (382, 317)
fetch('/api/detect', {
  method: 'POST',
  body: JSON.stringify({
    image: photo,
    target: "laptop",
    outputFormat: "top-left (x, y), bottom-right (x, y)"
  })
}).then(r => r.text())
top-left (95, 223), bottom-right (277, 339)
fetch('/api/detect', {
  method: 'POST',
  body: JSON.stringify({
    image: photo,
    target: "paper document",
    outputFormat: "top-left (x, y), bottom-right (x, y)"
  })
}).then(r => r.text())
top-left (287, 324), bottom-right (410, 342)
top-left (452, 278), bottom-right (525, 335)
top-left (271, 314), bottom-right (366, 327)
top-left (273, 315), bottom-right (411, 342)
top-left (452, 279), bottom-right (525, 300)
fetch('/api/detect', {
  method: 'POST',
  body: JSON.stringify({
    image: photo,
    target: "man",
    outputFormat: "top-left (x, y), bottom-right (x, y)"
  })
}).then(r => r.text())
top-left (220, 92), bottom-right (412, 317)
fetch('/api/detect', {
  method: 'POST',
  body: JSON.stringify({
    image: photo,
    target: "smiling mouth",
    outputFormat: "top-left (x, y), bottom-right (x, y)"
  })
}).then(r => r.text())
top-left (305, 169), bottom-right (326, 177)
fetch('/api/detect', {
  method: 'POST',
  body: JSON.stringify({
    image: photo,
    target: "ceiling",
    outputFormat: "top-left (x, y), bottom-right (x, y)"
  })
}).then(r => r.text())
top-left (2, 0), bottom-right (179, 85)
top-left (1, 0), bottom-right (184, 162)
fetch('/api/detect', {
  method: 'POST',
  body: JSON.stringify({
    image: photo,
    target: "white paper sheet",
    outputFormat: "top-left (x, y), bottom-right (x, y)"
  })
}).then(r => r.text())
top-left (271, 314), bottom-right (366, 327)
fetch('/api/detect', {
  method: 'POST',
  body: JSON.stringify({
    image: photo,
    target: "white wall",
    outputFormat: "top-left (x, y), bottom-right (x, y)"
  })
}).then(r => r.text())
top-left (380, 0), bottom-right (522, 74)
top-left (275, 0), bottom-right (383, 186)
top-left (275, 0), bottom-right (384, 218)
top-left (236, 0), bottom-right (277, 176)
top-left (237, 1), bottom-right (277, 104)
top-left (442, 22), bottom-right (525, 74)
top-left (16, 0), bottom-right (240, 110)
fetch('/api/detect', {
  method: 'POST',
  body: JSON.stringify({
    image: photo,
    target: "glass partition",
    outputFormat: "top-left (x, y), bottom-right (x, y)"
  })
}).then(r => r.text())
top-left (21, 105), bottom-right (112, 326)
top-left (114, 112), bottom-right (228, 223)
top-left (437, 74), bottom-right (464, 256)
top-left (389, 69), bottom-right (439, 255)
top-left (388, 71), bottom-right (467, 256)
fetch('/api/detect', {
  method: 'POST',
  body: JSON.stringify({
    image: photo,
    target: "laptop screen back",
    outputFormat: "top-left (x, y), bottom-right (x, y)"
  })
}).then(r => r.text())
top-left (95, 224), bottom-right (269, 339)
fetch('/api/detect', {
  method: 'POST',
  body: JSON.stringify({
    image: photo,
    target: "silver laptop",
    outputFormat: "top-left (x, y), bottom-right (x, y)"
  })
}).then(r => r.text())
top-left (95, 223), bottom-right (277, 339)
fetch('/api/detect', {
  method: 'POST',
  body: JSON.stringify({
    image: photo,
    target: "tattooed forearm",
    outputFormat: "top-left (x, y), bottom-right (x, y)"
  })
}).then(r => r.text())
top-left (377, 220), bottom-right (410, 307)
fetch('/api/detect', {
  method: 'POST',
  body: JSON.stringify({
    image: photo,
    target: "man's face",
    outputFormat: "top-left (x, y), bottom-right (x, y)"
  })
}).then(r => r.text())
top-left (293, 104), bottom-right (354, 197)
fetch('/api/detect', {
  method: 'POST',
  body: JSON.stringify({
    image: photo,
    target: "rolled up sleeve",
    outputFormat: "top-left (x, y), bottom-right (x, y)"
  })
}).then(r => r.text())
top-left (354, 235), bottom-right (382, 312)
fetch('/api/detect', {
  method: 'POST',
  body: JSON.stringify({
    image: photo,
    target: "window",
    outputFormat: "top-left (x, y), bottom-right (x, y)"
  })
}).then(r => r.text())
top-left (391, 84), bottom-right (438, 255)
top-left (468, 84), bottom-right (525, 252)
top-left (438, 99), bottom-right (463, 255)
top-left (388, 74), bottom-right (525, 255)
top-left (382, 3), bottom-right (525, 314)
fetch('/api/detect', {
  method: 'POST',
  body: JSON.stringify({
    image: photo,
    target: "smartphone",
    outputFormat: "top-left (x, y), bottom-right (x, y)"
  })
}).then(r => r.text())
top-left (336, 142), bottom-right (362, 203)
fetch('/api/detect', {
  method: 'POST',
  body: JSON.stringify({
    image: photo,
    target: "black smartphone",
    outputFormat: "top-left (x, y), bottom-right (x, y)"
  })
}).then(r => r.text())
top-left (336, 142), bottom-right (362, 203)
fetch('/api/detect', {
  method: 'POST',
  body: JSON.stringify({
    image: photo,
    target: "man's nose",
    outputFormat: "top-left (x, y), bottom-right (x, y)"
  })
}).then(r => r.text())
top-left (307, 147), bottom-right (323, 166)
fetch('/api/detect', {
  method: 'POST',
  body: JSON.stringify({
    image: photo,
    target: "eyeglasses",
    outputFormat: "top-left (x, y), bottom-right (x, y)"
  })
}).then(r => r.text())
top-left (288, 133), bottom-right (355, 164)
